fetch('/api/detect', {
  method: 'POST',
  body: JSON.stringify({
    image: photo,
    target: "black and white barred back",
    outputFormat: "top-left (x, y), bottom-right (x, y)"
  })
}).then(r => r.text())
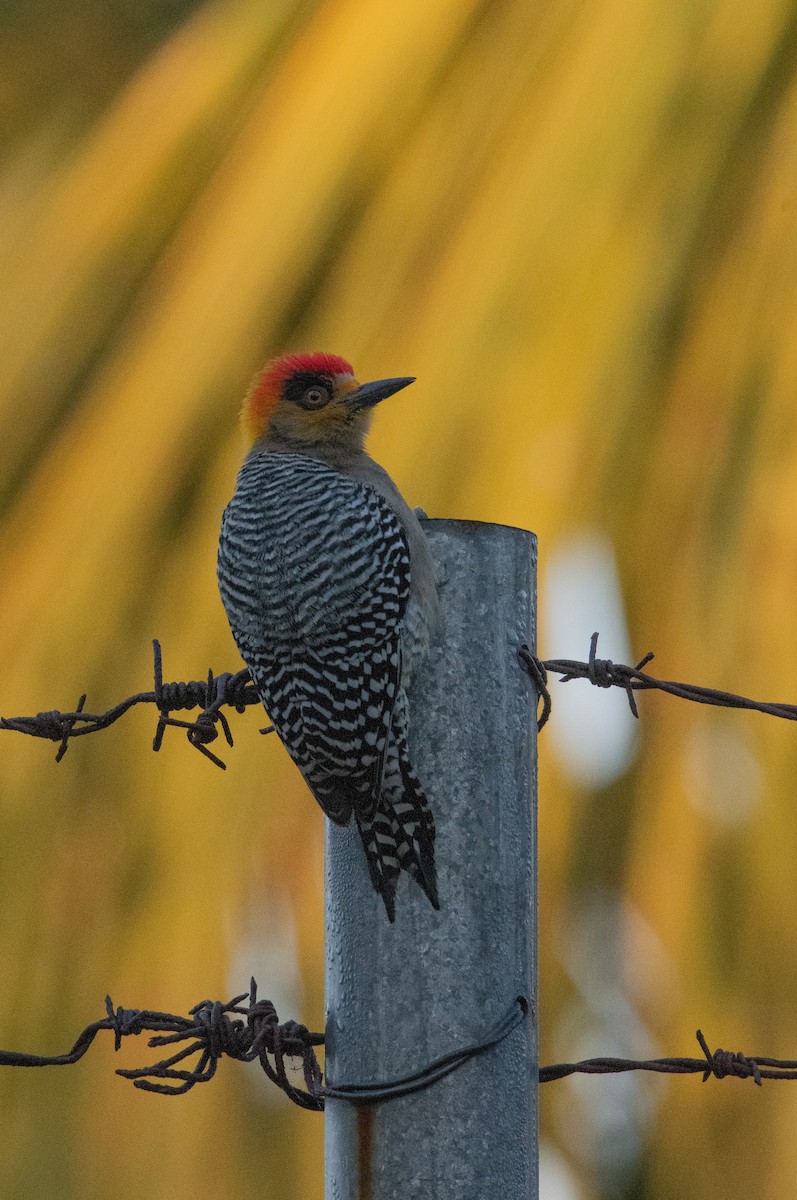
top-left (217, 450), bottom-right (438, 920)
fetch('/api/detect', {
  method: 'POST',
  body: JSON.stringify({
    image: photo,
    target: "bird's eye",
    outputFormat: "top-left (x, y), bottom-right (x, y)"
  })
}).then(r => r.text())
top-left (302, 385), bottom-right (330, 409)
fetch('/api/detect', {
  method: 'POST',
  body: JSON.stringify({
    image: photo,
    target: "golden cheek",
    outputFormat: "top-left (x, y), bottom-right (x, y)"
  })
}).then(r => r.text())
top-left (302, 404), bottom-right (348, 428)
top-left (274, 403), bottom-right (357, 441)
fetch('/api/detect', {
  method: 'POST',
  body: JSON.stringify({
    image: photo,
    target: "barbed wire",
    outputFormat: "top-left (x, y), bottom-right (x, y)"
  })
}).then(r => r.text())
top-left (1, 985), bottom-right (793, 1103)
top-left (539, 1033), bottom-right (797, 1085)
top-left (0, 986), bottom-right (524, 1107)
top-left (4, 632), bottom-right (797, 766)
top-left (0, 981), bottom-right (324, 1108)
top-left (0, 641), bottom-right (266, 769)
top-left (520, 631), bottom-right (797, 732)
top-left (5, 637), bottom-right (797, 1105)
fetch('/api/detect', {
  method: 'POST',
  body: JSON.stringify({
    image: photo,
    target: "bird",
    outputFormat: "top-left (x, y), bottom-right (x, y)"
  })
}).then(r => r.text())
top-left (217, 351), bottom-right (440, 921)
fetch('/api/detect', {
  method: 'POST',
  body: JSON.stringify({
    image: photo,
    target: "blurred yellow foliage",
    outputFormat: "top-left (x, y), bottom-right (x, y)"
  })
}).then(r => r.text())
top-left (2, 0), bottom-right (797, 1196)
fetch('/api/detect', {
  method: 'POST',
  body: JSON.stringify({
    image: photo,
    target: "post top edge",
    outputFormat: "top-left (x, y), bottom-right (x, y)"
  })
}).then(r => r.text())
top-left (419, 517), bottom-right (537, 539)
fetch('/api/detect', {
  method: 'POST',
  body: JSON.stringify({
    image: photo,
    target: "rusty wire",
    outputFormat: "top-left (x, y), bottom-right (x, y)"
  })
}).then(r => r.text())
top-left (0, 986), bottom-right (793, 1104)
top-left (520, 631), bottom-right (797, 732)
top-left (0, 987), bottom-right (523, 1107)
top-left (4, 631), bottom-right (797, 765)
top-left (538, 1032), bottom-right (797, 1086)
top-left (0, 640), bottom-right (265, 769)
top-left (5, 635), bottom-right (797, 1104)
top-left (0, 981), bottom-right (324, 1109)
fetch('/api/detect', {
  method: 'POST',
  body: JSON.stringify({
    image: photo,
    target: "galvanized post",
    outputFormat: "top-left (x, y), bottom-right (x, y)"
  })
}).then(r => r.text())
top-left (325, 519), bottom-right (538, 1200)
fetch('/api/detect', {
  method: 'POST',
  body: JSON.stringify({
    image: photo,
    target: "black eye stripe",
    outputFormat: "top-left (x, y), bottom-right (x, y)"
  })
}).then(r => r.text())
top-left (284, 372), bottom-right (333, 410)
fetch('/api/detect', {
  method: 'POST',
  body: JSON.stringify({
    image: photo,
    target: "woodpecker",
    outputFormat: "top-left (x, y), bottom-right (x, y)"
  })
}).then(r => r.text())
top-left (217, 351), bottom-right (440, 920)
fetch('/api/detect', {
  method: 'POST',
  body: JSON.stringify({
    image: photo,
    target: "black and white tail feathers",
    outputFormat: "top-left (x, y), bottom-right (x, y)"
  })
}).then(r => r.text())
top-left (243, 648), bottom-right (439, 919)
top-left (356, 744), bottom-right (438, 922)
top-left (301, 687), bottom-right (438, 921)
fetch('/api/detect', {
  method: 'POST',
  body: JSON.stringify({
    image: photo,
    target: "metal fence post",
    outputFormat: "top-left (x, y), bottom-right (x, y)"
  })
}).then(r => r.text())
top-left (325, 518), bottom-right (538, 1200)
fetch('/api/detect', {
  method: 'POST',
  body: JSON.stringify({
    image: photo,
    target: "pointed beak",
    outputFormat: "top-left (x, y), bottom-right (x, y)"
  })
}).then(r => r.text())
top-left (345, 376), bottom-right (415, 411)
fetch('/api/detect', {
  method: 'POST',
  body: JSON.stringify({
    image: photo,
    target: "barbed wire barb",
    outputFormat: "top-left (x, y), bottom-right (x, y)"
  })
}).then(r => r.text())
top-left (538, 1029), bottom-right (797, 1085)
top-left (3, 986), bottom-right (797, 1104)
top-left (519, 631), bottom-right (797, 732)
top-left (0, 639), bottom-right (264, 768)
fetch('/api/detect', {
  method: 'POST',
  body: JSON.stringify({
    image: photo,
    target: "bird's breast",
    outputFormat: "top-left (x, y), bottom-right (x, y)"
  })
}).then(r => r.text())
top-left (218, 452), bottom-right (411, 648)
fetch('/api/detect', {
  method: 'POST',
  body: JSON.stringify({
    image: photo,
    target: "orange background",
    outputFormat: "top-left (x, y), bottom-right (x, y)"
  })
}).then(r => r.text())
top-left (2, 1), bottom-right (797, 1196)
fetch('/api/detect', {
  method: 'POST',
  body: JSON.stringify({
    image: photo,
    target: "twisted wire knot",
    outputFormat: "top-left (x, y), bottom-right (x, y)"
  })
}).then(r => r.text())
top-left (247, 998), bottom-right (280, 1053)
top-left (711, 1049), bottom-right (762, 1085)
top-left (587, 656), bottom-right (619, 688)
top-left (149, 643), bottom-right (256, 768)
top-left (697, 1031), bottom-right (763, 1086)
top-left (104, 999), bottom-right (146, 1050)
top-left (213, 671), bottom-right (252, 712)
top-left (192, 999), bottom-right (251, 1062)
top-left (517, 645), bottom-right (551, 730)
top-left (156, 680), bottom-right (208, 711)
top-left (187, 710), bottom-right (222, 747)
top-left (33, 711), bottom-right (72, 739)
